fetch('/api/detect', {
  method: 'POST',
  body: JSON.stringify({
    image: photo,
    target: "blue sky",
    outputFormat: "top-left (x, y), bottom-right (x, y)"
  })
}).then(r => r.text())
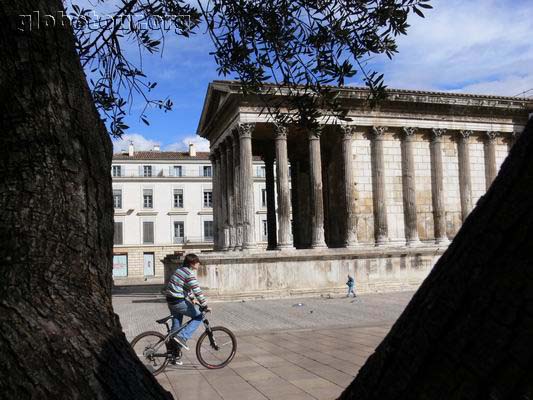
top-left (71, 0), bottom-right (533, 153)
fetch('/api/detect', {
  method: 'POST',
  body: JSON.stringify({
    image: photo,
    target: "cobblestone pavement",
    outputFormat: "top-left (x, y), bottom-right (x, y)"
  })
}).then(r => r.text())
top-left (113, 291), bottom-right (414, 400)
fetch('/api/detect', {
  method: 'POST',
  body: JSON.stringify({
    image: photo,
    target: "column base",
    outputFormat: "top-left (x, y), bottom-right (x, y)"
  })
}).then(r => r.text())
top-left (344, 241), bottom-right (361, 249)
top-left (311, 242), bottom-right (327, 249)
top-left (406, 239), bottom-right (422, 247)
top-left (276, 243), bottom-right (294, 250)
top-left (375, 237), bottom-right (389, 247)
top-left (242, 243), bottom-right (258, 251)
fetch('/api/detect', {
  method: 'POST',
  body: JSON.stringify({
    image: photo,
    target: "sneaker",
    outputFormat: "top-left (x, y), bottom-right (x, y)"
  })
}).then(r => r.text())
top-left (170, 358), bottom-right (183, 366)
top-left (173, 335), bottom-right (189, 351)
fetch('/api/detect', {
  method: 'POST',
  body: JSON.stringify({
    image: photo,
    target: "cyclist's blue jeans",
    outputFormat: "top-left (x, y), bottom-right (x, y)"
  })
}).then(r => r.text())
top-left (167, 299), bottom-right (202, 340)
top-left (347, 285), bottom-right (356, 297)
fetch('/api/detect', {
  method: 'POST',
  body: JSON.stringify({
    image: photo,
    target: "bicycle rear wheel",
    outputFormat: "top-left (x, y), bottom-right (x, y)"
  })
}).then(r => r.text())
top-left (196, 326), bottom-right (237, 369)
top-left (131, 331), bottom-right (169, 375)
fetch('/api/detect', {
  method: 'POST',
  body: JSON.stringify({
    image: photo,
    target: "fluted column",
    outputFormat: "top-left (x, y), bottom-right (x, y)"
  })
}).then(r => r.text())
top-left (458, 130), bottom-right (473, 222)
top-left (232, 131), bottom-right (243, 250)
top-left (371, 126), bottom-right (388, 246)
top-left (484, 131), bottom-right (499, 188)
top-left (238, 123), bottom-right (257, 250)
top-left (219, 143), bottom-right (229, 250)
top-left (209, 153), bottom-right (220, 250)
top-left (401, 127), bottom-right (420, 246)
top-left (308, 127), bottom-right (327, 248)
top-left (225, 139), bottom-right (236, 250)
top-left (340, 125), bottom-right (358, 247)
top-left (275, 125), bottom-right (293, 249)
top-left (430, 128), bottom-right (449, 245)
top-left (264, 153), bottom-right (277, 250)
top-left (214, 151), bottom-right (224, 250)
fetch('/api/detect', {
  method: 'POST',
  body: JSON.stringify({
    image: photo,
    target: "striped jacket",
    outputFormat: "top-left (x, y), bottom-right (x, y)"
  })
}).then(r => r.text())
top-left (166, 265), bottom-right (207, 305)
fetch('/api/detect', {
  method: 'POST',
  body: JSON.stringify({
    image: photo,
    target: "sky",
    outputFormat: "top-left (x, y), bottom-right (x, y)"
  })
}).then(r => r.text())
top-left (71, 0), bottom-right (533, 153)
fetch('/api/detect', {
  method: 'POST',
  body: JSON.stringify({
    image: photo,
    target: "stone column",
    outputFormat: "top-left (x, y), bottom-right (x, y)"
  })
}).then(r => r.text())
top-left (264, 153), bottom-right (277, 250)
top-left (219, 143), bottom-right (229, 250)
top-left (484, 131), bottom-right (499, 188)
top-left (457, 130), bottom-right (473, 222)
top-left (275, 125), bottom-right (293, 249)
top-left (225, 139), bottom-right (236, 250)
top-left (238, 123), bottom-right (257, 250)
top-left (209, 154), bottom-right (220, 250)
top-left (308, 127), bottom-right (327, 248)
top-left (340, 125), bottom-right (358, 247)
top-left (430, 128), bottom-right (449, 245)
top-left (401, 127), bottom-right (420, 246)
top-left (214, 151), bottom-right (224, 250)
top-left (370, 126), bottom-right (388, 246)
top-left (232, 131), bottom-right (243, 250)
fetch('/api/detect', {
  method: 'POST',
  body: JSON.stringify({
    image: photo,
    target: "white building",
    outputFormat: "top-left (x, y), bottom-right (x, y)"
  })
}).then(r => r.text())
top-left (111, 143), bottom-right (269, 284)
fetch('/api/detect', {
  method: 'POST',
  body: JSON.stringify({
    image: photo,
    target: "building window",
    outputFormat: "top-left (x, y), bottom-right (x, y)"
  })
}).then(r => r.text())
top-left (173, 166), bottom-right (182, 177)
top-left (174, 221), bottom-right (185, 243)
top-left (114, 221), bottom-right (123, 245)
top-left (261, 188), bottom-right (267, 208)
top-left (203, 166), bottom-right (212, 177)
top-left (112, 165), bottom-right (122, 177)
top-left (203, 190), bottom-right (213, 208)
top-left (143, 165), bottom-right (152, 177)
top-left (142, 221), bottom-right (154, 244)
top-left (113, 189), bottom-right (122, 209)
top-left (204, 221), bottom-right (214, 241)
top-left (173, 189), bottom-right (183, 208)
top-left (143, 189), bottom-right (153, 208)
top-left (262, 219), bottom-right (268, 240)
top-left (257, 166), bottom-right (266, 177)
top-left (113, 254), bottom-right (128, 277)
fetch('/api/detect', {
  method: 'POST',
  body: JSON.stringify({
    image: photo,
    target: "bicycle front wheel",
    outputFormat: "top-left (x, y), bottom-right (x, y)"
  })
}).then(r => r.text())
top-left (196, 326), bottom-right (237, 369)
top-left (131, 331), bottom-right (169, 375)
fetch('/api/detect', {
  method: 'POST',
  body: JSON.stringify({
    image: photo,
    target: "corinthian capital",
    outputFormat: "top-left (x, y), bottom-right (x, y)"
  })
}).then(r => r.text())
top-left (403, 127), bottom-right (417, 137)
top-left (486, 131), bottom-right (499, 141)
top-left (432, 128), bottom-right (446, 140)
top-left (340, 124), bottom-right (356, 139)
top-left (237, 123), bottom-right (255, 139)
top-left (308, 125), bottom-right (323, 140)
top-left (459, 130), bottom-right (473, 140)
top-left (274, 124), bottom-right (288, 140)
top-left (372, 126), bottom-right (386, 137)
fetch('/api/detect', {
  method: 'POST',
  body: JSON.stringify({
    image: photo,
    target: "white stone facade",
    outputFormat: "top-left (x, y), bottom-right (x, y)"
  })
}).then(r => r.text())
top-left (111, 145), bottom-right (269, 283)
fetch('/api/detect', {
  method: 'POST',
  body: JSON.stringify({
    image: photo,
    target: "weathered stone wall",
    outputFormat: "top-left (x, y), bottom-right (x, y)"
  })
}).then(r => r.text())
top-left (442, 135), bottom-right (462, 238)
top-left (413, 135), bottom-right (434, 241)
top-left (470, 136), bottom-right (487, 205)
top-left (186, 247), bottom-right (444, 299)
top-left (383, 133), bottom-right (405, 242)
top-left (353, 133), bottom-right (374, 243)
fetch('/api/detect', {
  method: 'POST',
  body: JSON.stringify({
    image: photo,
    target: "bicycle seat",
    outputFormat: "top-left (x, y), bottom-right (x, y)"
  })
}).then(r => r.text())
top-left (156, 315), bottom-right (173, 324)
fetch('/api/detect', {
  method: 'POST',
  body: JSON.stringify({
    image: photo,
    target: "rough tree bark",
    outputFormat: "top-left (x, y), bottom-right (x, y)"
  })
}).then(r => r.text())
top-left (0, 2), bottom-right (170, 399)
top-left (339, 121), bottom-right (533, 399)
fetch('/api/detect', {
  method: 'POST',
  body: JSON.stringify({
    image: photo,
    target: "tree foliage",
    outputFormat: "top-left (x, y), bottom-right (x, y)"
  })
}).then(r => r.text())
top-left (68, 0), bottom-right (432, 135)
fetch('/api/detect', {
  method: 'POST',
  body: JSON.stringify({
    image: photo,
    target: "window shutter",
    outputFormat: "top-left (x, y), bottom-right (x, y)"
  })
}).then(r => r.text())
top-left (143, 221), bottom-right (154, 244)
top-left (114, 222), bottom-right (123, 245)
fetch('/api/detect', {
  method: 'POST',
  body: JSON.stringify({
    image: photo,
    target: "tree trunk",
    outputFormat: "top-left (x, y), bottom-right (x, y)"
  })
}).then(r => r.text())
top-left (340, 120), bottom-right (533, 399)
top-left (0, 2), bottom-right (170, 399)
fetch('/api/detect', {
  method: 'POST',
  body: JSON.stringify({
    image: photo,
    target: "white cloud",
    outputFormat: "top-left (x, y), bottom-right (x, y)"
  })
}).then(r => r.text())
top-left (166, 136), bottom-right (210, 152)
top-left (359, 0), bottom-right (533, 96)
top-left (112, 133), bottom-right (160, 154)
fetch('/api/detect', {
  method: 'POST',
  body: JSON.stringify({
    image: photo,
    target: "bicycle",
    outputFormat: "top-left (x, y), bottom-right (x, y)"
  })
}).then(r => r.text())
top-left (130, 306), bottom-right (237, 375)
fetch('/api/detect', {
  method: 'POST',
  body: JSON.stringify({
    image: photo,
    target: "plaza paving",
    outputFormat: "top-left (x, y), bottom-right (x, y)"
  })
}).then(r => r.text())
top-left (113, 290), bottom-right (414, 400)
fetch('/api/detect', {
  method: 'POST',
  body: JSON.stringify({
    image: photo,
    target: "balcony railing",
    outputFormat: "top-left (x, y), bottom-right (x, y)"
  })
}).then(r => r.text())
top-left (174, 236), bottom-right (214, 244)
top-left (112, 167), bottom-right (269, 178)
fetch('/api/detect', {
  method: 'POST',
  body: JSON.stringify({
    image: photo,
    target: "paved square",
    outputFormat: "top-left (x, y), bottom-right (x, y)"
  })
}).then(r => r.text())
top-left (113, 291), bottom-right (414, 400)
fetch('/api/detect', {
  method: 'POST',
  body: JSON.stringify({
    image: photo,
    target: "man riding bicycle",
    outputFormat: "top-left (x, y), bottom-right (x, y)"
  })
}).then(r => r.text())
top-left (165, 253), bottom-right (210, 351)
